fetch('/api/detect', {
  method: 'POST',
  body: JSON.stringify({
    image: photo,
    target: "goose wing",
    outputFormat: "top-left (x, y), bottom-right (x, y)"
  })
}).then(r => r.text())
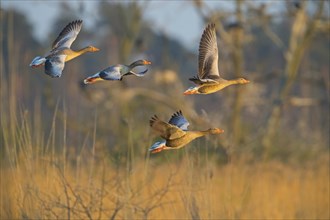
top-left (125, 69), bottom-right (148, 77)
top-left (44, 54), bottom-right (66, 78)
top-left (51, 20), bottom-right (83, 50)
top-left (168, 110), bottom-right (190, 131)
top-left (198, 23), bottom-right (220, 80)
top-left (98, 65), bottom-right (126, 81)
top-left (150, 115), bottom-right (186, 140)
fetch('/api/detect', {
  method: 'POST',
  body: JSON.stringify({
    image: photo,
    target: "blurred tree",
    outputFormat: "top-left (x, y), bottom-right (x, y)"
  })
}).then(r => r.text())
top-left (230, 0), bottom-right (245, 146)
top-left (193, 0), bottom-right (250, 146)
top-left (97, 1), bottom-right (145, 63)
top-left (1, 9), bottom-right (40, 67)
top-left (192, 0), bottom-right (329, 161)
top-left (0, 8), bottom-right (44, 162)
top-left (262, 0), bottom-right (328, 158)
top-left (1, 1), bottom-right (329, 165)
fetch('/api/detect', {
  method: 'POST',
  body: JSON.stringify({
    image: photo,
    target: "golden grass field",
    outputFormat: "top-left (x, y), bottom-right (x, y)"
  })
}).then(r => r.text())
top-left (1, 3), bottom-right (329, 218)
top-left (1, 149), bottom-right (329, 219)
top-left (0, 61), bottom-right (329, 219)
top-left (0, 101), bottom-right (329, 219)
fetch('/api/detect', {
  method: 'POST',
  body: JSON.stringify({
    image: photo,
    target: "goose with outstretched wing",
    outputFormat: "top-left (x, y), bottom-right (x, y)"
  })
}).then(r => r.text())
top-left (30, 20), bottom-right (99, 78)
top-left (149, 110), bottom-right (224, 153)
top-left (83, 60), bottom-right (151, 84)
top-left (184, 23), bottom-right (249, 95)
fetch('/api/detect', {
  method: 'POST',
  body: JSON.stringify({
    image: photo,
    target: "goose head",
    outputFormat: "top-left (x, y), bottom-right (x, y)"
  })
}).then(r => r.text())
top-left (236, 78), bottom-right (250, 84)
top-left (86, 46), bottom-right (100, 52)
top-left (130, 59), bottom-right (152, 68)
top-left (207, 128), bottom-right (224, 134)
top-left (139, 59), bottom-right (152, 65)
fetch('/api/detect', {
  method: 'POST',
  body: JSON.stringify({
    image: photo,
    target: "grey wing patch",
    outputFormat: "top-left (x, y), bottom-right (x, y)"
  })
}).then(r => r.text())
top-left (198, 23), bottom-right (220, 79)
top-left (168, 110), bottom-right (190, 131)
top-left (189, 76), bottom-right (219, 85)
top-left (51, 20), bottom-right (83, 50)
top-left (44, 55), bottom-right (66, 78)
top-left (99, 65), bottom-right (122, 81)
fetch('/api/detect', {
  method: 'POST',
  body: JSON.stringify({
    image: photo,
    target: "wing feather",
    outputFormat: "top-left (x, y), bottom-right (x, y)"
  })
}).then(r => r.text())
top-left (198, 23), bottom-right (220, 79)
top-left (150, 115), bottom-right (185, 140)
top-left (98, 65), bottom-right (124, 81)
top-left (44, 54), bottom-right (66, 78)
top-left (168, 110), bottom-right (190, 131)
top-left (51, 20), bottom-right (83, 50)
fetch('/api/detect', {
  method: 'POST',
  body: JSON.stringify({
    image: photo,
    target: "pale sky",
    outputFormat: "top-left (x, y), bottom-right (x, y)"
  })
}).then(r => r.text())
top-left (1, 1), bottom-right (282, 51)
top-left (0, 0), bottom-right (233, 51)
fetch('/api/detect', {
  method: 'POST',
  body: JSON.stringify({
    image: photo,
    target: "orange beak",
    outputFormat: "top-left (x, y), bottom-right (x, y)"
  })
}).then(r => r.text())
top-left (143, 60), bottom-right (152, 65)
top-left (92, 47), bottom-right (100, 52)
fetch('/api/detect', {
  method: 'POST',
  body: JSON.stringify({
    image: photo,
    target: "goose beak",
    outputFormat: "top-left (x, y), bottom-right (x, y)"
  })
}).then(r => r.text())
top-left (92, 47), bottom-right (100, 52)
top-left (211, 128), bottom-right (224, 134)
top-left (143, 60), bottom-right (152, 65)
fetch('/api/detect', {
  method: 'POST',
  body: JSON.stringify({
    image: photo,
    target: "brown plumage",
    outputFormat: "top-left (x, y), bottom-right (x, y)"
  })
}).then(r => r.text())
top-left (149, 111), bottom-right (224, 153)
top-left (184, 23), bottom-right (250, 95)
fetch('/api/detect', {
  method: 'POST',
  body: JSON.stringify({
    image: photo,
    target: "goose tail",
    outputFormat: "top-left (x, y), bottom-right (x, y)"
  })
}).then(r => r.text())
top-left (149, 141), bottom-right (166, 154)
top-left (83, 74), bottom-right (102, 84)
top-left (183, 86), bottom-right (199, 95)
top-left (30, 56), bottom-right (46, 68)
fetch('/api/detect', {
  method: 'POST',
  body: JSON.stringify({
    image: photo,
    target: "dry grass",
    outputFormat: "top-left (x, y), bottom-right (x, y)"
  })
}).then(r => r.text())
top-left (1, 150), bottom-right (329, 219)
top-left (0, 58), bottom-right (329, 219)
top-left (0, 102), bottom-right (329, 219)
top-left (1, 7), bottom-right (329, 219)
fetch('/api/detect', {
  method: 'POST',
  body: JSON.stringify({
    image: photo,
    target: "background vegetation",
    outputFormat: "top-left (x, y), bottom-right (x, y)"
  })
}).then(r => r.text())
top-left (1, 0), bottom-right (329, 219)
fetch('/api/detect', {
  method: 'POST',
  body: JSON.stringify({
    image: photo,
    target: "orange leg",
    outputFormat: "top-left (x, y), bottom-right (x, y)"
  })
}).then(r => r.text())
top-left (84, 76), bottom-right (103, 84)
top-left (151, 146), bottom-right (165, 153)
